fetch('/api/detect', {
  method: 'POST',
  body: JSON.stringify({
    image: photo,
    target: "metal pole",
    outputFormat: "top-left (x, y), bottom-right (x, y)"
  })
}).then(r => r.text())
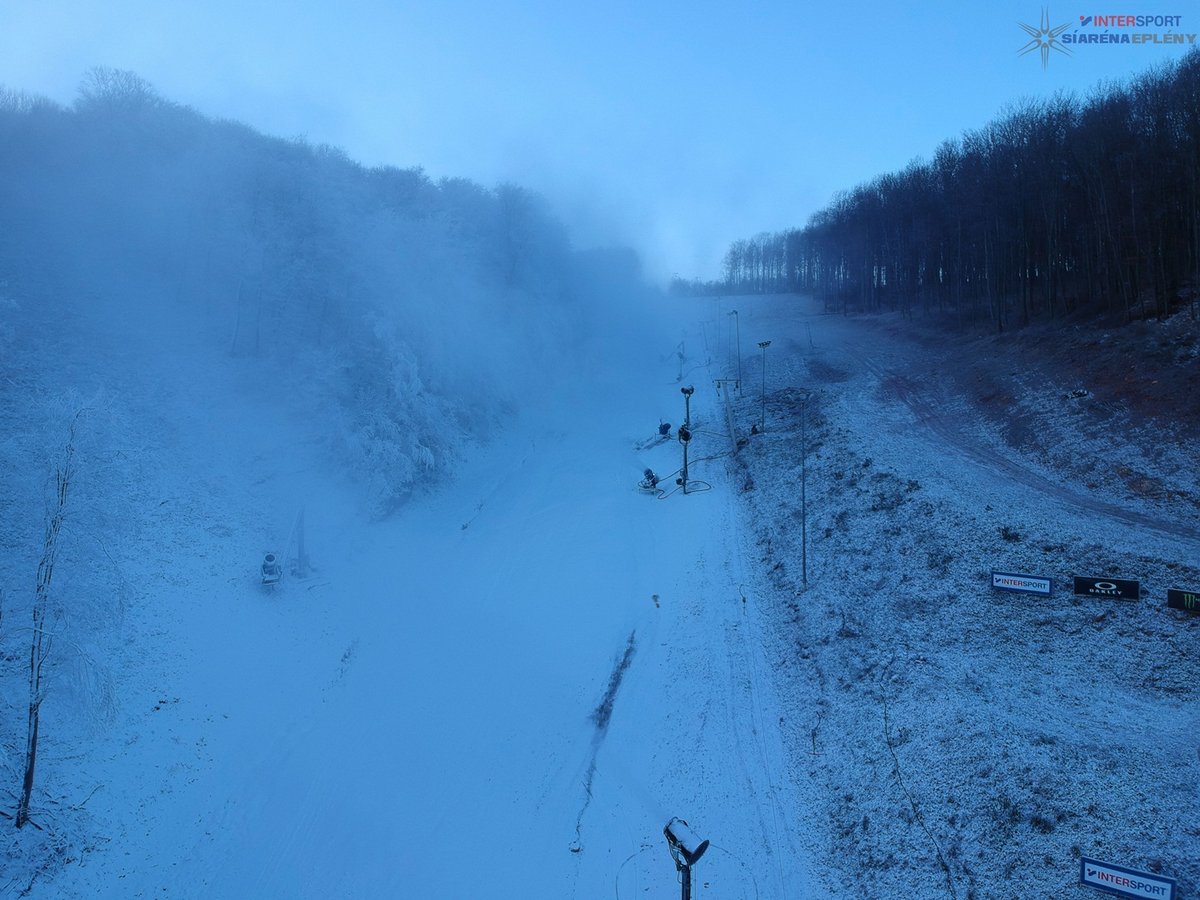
top-left (681, 437), bottom-right (689, 494)
top-left (679, 387), bottom-right (694, 494)
top-left (729, 310), bottom-right (741, 392)
top-left (758, 340), bottom-right (771, 432)
top-left (736, 312), bottom-right (741, 391)
top-left (801, 391), bottom-right (809, 587)
top-left (760, 348), bottom-right (766, 430)
top-left (681, 864), bottom-right (692, 900)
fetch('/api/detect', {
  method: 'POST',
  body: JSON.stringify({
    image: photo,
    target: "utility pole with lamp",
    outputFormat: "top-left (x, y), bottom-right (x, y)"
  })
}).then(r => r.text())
top-left (757, 340), bottom-right (771, 432)
top-left (677, 386), bottom-right (694, 493)
top-left (728, 309), bottom-right (742, 392)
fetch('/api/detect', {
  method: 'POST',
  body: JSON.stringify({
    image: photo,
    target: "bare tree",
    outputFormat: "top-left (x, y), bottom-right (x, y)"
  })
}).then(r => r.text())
top-left (15, 413), bottom-right (79, 829)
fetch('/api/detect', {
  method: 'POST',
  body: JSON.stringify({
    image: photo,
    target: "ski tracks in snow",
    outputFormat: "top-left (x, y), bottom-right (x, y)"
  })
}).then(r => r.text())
top-left (704, 495), bottom-right (807, 899)
top-left (593, 353), bottom-right (809, 899)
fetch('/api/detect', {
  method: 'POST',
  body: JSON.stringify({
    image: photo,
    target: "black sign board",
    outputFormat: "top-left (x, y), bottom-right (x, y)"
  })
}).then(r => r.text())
top-left (1073, 577), bottom-right (1140, 600)
top-left (1167, 588), bottom-right (1200, 613)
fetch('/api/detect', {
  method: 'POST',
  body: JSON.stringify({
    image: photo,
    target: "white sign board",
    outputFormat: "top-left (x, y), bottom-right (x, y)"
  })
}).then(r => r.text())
top-left (1080, 857), bottom-right (1176, 899)
top-left (991, 571), bottom-right (1052, 596)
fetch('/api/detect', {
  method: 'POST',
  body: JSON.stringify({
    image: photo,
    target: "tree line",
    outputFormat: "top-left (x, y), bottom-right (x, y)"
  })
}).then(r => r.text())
top-left (0, 68), bottom-right (651, 512)
top-left (691, 48), bottom-right (1200, 328)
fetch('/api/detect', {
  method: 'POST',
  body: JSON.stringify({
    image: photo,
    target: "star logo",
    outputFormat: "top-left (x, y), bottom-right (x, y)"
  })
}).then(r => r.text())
top-left (1018, 8), bottom-right (1073, 68)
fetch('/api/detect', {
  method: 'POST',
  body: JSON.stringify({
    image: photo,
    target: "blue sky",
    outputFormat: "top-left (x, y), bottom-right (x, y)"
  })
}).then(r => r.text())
top-left (2, 1), bottom-right (1195, 280)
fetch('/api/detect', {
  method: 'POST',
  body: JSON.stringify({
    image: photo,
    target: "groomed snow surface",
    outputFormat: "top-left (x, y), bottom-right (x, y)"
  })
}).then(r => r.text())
top-left (3, 293), bottom-right (1198, 898)
top-left (1, 293), bottom-right (807, 897)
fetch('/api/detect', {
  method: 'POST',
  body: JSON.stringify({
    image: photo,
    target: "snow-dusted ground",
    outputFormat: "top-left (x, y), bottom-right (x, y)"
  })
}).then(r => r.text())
top-left (6, 289), bottom-right (1198, 899)
top-left (721, 295), bottom-right (1200, 899)
top-left (3, 294), bottom-right (812, 897)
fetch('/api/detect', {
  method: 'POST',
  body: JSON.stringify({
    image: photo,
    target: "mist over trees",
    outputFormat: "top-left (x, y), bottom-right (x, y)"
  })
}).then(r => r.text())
top-left (0, 68), bottom-right (651, 514)
top-left (706, 48), bottom-right (1200, 329)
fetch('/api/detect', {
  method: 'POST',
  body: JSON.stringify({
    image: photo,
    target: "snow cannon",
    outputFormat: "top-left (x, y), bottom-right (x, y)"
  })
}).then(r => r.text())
top-left (664, 816), bottom-right (708, 867)
top-left (663, 816), bottom-right (709, 900)
top-left (638, 469), bottom-right (660, 493)
top-left (261, 553), bottom-right (282, 586)
top-left (658, 421), bottom-right (671, 437)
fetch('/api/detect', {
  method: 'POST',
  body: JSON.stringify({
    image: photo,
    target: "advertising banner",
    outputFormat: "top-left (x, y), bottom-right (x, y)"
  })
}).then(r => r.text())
top-left (991, 571), bottom-right (1053, 596)
top-left (1072, 577), bottom-right (1140, 600)
top-left (1080, 856), bottom-right (1176, 899)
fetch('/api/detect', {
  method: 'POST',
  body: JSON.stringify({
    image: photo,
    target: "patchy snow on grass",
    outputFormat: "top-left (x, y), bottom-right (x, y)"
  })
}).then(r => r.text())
top-left (722, 295), bottom-right (1200, 900)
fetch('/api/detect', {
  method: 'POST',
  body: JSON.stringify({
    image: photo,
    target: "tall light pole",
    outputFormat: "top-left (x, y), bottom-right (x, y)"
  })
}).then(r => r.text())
top-left (677, 386), bottom-right (694, 494)
top-left (800, 389), bottom-right (812, 588)
top-left (728, 309), bottom-right (741, 392)
top-left (757, 340), bottom-right (771, 432)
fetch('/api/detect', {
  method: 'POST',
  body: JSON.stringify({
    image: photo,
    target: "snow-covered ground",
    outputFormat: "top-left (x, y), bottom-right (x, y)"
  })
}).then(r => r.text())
top-left (5, 288), bottom-right (1198, 899)
top-left (721, 295), bottom-right (1200, 899)
top-left (2, 292), bottom-right (812, 897)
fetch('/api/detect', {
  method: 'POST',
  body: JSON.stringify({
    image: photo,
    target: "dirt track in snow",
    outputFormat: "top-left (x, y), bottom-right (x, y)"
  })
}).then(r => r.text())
top-left (859, 354), bottom-right (1200, 546)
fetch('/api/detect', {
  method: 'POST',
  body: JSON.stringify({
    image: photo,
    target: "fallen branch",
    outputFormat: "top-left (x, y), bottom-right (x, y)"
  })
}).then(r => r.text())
top-left (71, 784), bottom-right (104, 811)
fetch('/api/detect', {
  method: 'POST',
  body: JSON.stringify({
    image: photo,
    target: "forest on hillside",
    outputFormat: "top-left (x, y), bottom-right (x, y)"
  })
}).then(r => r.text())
top-left (0, 68), bottom-right (651, 514)
top-left (0, 67), bottom-right (659, 882)
top-left (695, 48), bottom-right (1200, 329)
